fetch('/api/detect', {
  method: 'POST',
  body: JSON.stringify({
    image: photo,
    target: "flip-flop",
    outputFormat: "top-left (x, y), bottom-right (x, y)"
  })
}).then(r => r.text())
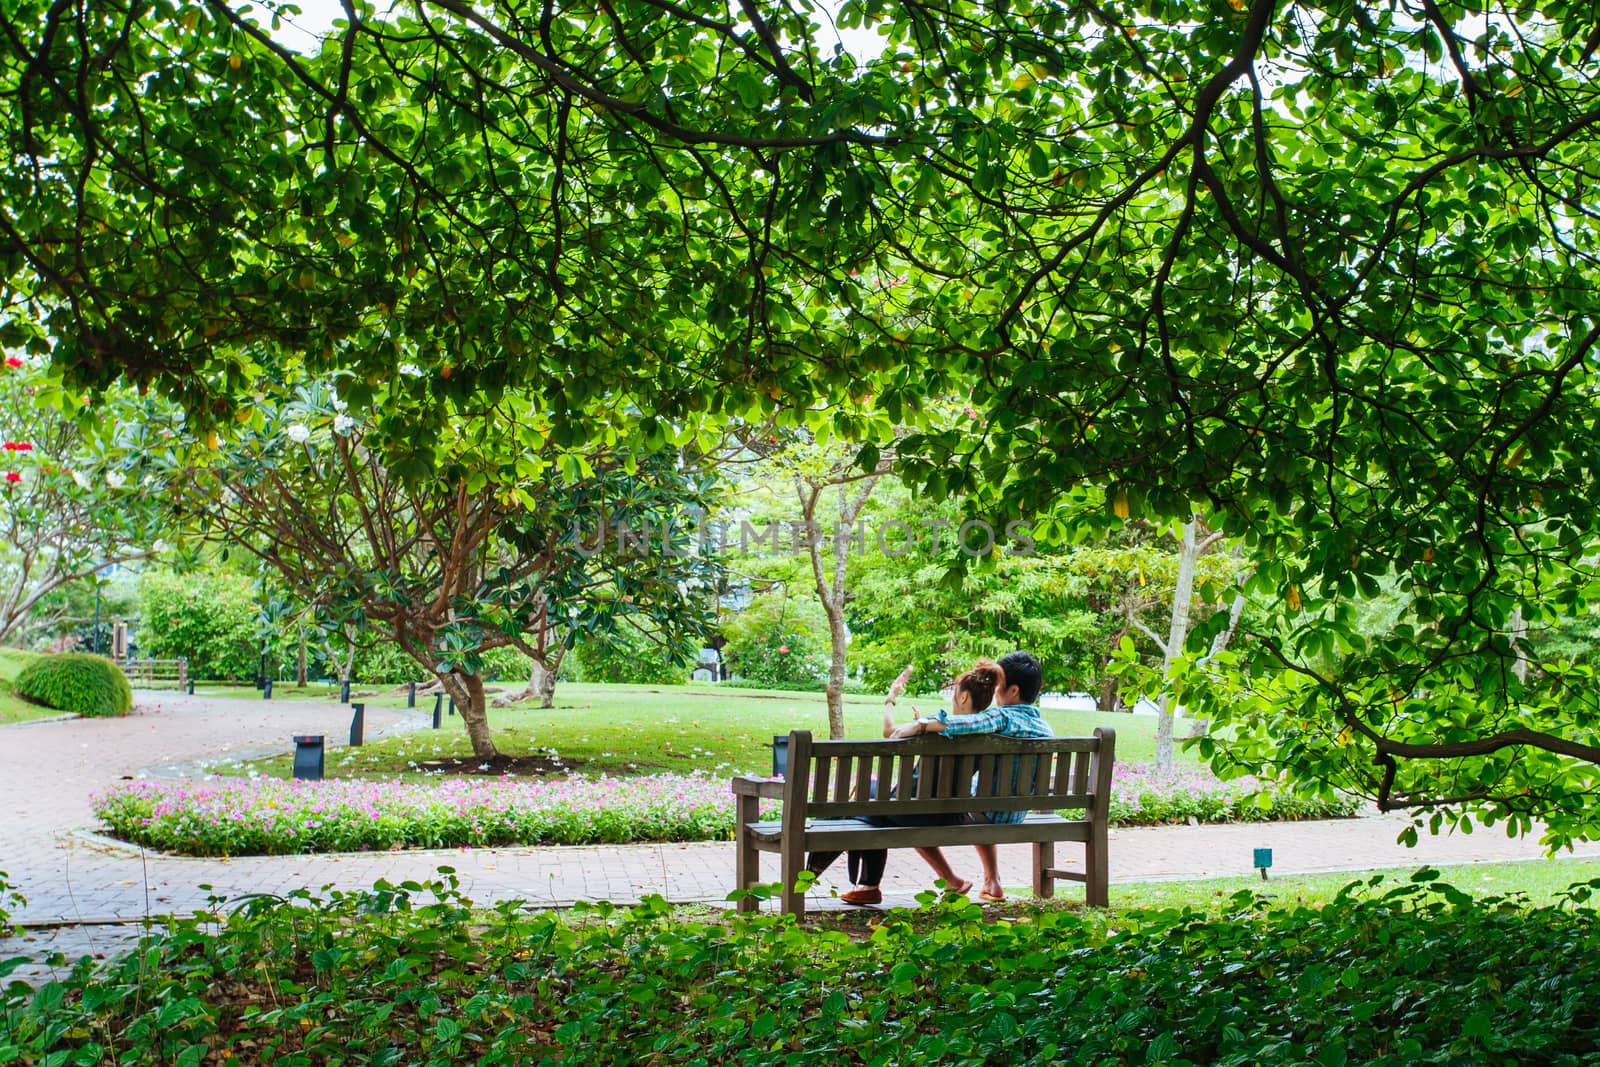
top-left (944, 880), bottom-right (974, 896)
top-left (978, 890), bottom-right (1005, 903)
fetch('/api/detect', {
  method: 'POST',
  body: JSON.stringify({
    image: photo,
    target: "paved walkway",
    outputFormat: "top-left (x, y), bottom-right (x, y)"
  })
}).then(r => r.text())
top-left (5, 692), bottom-right (1600, 980)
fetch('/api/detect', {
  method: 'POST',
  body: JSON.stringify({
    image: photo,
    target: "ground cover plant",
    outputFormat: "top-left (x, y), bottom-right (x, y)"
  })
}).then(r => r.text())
top-left (13, 653), bottom-right (132, 718)
top-left (5, 868), bottom-right (1600, 1065)
top-left (95, 762), bottom-right (1352, 857)
top-left (93, 775), bottom-right (734, 856)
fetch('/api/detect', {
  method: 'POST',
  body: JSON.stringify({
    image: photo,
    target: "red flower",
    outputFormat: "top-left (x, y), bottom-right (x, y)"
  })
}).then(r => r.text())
top-left (4, 472), bottom-right (19, 483)
top-left (4, 358), bottom-right (22, 369)
top-left (778, 644), bottom-right (789, 655)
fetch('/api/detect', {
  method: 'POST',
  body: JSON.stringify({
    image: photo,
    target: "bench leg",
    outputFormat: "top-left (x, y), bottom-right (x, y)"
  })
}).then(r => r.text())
top-left (735, 793), bottom-right (759, 914)
top-left (780, 825), bottom-right (806, 921)
top-left (1032, 841), bottom-right (1055, 900)
top-left (1086, 826), bottom-right (1108, 907)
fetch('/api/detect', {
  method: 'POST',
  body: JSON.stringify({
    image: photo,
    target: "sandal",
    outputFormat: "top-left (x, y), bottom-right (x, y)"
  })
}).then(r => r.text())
top-left (978, 890), bottom-right (1005, 903)
top-left (839, 887), bottom-right (883, 906)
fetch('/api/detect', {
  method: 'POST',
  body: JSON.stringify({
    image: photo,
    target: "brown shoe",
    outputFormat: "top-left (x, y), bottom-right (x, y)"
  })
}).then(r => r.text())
top-left (839, 887), bottom-right (883, 906)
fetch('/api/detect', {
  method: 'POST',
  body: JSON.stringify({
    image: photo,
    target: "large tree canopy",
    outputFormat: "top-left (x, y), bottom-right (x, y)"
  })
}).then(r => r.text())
top-left (6, 0), bottom-right (1600, 841)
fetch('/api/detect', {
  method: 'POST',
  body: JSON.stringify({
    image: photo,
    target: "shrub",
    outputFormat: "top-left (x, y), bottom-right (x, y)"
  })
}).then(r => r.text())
top-left (721, 592), bottom-right (830, 688)
top-left (138, 570), bottom-right (259, 681)
top-left (8, 872), bottom-right (1600, 1065)
top-left (14, 652), bottom-right (133, 717)
top-left (1108, 762), bottom-right (1361, 825)
top-left (568, 621), bottom-right (691, 685)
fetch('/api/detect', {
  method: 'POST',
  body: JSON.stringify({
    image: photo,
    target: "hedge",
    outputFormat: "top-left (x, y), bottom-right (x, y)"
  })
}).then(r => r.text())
top-left (14, 652), bottom-right (133, 717)
top-left (5, 871), bottom-right (1600, 1064)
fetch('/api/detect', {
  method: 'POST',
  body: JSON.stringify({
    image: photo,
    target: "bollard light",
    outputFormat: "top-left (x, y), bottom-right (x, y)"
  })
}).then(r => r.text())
top-left (771, 735), bottom-right (789, 778)
top-left (262, 679), bottom-right (273, 700)
top-left (293, 735), bottom-right (325, 781)
top-left (407, 681), bottom-right (416, 708)
top-left (432, 693), bottom-right (443, 729)
top-left (187, 679), bottom-right (195, 695)
top-left (349, 703), bottom-right (365, 747)
top-left (340, 680), bottom-right (351, 704)
top-left (448, 696), bottom-right (456, 716)
top-left (1254, 847), bottom-right (1273, 881)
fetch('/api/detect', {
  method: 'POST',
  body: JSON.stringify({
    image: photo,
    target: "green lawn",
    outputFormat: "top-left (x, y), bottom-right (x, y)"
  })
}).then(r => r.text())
top-left (223, 681), bottom-right (1200, 781)
top-left (1109, 854), bottom-right (1600, 912)
top-left (0, 648), bottom-right (47, 723)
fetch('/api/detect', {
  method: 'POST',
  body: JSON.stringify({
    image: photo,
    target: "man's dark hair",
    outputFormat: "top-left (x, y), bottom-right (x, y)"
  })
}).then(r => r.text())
top-left (997, 650), bottom-right (1043, 705)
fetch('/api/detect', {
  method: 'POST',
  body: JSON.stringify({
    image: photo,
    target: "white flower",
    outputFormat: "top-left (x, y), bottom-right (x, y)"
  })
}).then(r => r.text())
top-left (285, 423), bottom-right (311, 443)
top-left (104, 470), bottom-right (126, 488)
top-left (71, 470), bottom-right (90, 490)
top-left (331, 396), bottom-right (348, 412)
top-left (398, 362), bottom-right (423, 377)
top-left (333, 414), bottom-right (355, 435)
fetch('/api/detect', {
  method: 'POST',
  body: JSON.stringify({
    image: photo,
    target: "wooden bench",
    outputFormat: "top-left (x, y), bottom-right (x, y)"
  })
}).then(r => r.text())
top-left (731, 727), bottom-right (1114, 916)
top-left (121, 657), bottom-right (188, 690)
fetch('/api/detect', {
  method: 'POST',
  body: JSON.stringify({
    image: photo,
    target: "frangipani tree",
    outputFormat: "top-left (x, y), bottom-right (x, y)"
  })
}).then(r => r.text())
top-left (0, 353), bottom-right (168, 644)
top-left (153, 378), bottom-right (719, 758)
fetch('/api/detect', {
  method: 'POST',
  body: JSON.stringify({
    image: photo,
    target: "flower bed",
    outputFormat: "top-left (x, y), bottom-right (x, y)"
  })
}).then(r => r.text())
top-left (1108, 762), bottom-right (1359, 825)
top-left (96, 764), bottom-right (1355, 857)
top-left (94, 775), bottom-right (734, 856)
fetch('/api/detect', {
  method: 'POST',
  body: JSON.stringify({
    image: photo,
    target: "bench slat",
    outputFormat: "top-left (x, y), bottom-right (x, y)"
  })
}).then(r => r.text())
top-left (833, 756), bottom-right (853, 804)
top-left (853, 755), bottom-right (873, 803)
top-left (976, 753), bottom-right (997, 803)
top-left (805, 793), bottom-right (1092, 818)
top-left (745, 814), bottom-right (1091, 850)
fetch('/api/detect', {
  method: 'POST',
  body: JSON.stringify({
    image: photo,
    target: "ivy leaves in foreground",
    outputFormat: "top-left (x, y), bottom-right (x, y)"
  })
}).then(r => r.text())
top-left (5, 869), bottom-right (1600, 1065)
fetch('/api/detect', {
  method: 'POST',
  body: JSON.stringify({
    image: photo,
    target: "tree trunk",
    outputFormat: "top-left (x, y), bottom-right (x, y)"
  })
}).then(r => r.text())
top-left (1509, 604), bottom-right (1528, 684)
top-left (536, 647), bottom-right (562, 707)
top-left (1188, 590), bottom-right (1248, 739)
top-left (296, 630), bottom-right (308, 687)
top-left (1155, 518), bottom-right (1205, 771)
top-left (801, 475), bottom-right (880, 740)
top-left (1098, 667), bottom-right (1118, 712)
top-left (340, 623), bottom-right (358, 683)
top-left (441, 669), bottom-right (498, 758)
top-left (495, 646), bottom-right (566, 709)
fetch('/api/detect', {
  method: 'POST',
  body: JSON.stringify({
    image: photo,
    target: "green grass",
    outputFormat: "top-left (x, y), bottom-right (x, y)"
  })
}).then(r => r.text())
top-left (193, 680), bottom-right (347, 701)
top-left (0, 648), bottom-right (48, 723)
top-left (1108, 855), bottom-right (1600, 912)
top-left (221, 681), bottom-right (1200, 781)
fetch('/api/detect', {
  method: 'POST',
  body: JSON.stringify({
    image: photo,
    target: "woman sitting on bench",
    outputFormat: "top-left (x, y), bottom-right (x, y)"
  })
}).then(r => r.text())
top-left (803, 656), bottom-right (1031, 905)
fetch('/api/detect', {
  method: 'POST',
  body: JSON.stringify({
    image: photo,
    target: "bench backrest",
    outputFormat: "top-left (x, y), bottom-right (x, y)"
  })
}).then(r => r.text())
top-left (780, 727), bottom-right (1115, 820)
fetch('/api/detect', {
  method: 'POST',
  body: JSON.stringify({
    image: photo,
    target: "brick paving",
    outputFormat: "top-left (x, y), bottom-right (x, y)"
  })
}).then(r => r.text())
top-left (5, 691), bottom-right (1600, 983)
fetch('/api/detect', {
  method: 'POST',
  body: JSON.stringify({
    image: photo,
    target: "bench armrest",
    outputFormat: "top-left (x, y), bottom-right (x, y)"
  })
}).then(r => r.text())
top-left (731, 775), bottom-right (784, 799)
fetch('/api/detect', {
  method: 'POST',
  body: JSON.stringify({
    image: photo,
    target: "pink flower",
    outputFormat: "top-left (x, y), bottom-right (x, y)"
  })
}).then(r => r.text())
top-left (777, 645), bottom-right (789, 655)
top-left (4, 472), bottom-right (18, 484)
top-left (3, 357), bottom-right (21, 369)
